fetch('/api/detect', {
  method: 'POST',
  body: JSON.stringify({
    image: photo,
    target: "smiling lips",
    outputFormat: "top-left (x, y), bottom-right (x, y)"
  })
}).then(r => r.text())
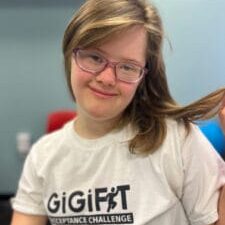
top-left (89, 86), bottom-right (118, 99)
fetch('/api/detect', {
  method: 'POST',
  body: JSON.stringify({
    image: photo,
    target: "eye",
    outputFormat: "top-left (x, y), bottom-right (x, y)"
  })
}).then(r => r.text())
top-left (120, 63), bottom-right (139, 73)
top-left (87, 52), bottom-right (104, 64)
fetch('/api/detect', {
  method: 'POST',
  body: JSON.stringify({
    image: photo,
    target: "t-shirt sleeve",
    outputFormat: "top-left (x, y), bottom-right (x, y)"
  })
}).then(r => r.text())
top-left (181, 124), bottom-right (225, 225)
top-left (11, 145), bottom-right (47, 215)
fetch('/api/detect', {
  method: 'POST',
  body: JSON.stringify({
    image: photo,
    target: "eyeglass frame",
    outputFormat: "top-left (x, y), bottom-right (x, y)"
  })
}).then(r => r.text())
top-left (72, 48), bottom-right (148, 84)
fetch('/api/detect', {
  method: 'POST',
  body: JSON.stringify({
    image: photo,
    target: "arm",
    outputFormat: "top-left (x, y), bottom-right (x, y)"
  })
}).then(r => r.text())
top-left (210, 186), bottom-right (225, 225)
top-left (10, 211), bottom-right (48, 225)
top-left (215, 185), bottom-right (225, 225)
top-left (11, 147), bottom-right (48, 224)
top-left (180, 125), bottom-right (225, 225)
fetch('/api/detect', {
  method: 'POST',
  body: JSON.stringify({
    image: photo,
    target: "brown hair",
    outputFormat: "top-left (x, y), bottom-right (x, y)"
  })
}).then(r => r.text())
top-left (62, 0), bottom-right (225, 154)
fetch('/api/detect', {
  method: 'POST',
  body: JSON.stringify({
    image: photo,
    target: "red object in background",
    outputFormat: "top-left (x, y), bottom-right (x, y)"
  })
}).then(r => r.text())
top-left (46, 110), bottom-right (76, 133)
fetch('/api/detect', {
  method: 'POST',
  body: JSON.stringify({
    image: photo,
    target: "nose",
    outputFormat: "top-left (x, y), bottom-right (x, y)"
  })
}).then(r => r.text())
top-left (95, 64), bottom-right (116, 86)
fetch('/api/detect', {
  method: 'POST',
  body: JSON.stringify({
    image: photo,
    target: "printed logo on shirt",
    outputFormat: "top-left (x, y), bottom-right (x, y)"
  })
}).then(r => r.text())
top-left (47, 184), bottom-right (134, 224)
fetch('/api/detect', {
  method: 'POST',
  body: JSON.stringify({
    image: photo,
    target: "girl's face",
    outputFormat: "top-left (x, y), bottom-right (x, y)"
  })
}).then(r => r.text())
top-left (70, 25), bottom-right (147, 124)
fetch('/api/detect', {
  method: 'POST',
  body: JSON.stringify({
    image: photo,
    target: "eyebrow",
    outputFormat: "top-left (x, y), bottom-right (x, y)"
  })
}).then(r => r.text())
top-left (93, 47), bottom-right (145, 67)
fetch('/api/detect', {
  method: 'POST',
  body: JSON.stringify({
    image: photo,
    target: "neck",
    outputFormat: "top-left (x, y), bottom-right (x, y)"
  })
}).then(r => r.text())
top-left (74, 114), bottom-right (120, 139)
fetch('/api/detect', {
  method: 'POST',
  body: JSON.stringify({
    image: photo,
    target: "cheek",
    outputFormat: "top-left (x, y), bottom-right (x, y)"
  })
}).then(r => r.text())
top-left (70, 61), bottom-right (92, 96)
top-left (120, 82), bottom-right (139, 103)
top-left (70, 70), bottom-right (79, 98)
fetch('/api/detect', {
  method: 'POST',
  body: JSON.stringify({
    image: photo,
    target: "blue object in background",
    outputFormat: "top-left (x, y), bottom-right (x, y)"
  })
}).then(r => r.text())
top-left (198, 119), bottom-right (225, 157)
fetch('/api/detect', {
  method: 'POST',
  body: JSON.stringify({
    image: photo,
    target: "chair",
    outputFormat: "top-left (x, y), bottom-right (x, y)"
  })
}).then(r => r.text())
top-left (46, 110), bottom-right (76, 133)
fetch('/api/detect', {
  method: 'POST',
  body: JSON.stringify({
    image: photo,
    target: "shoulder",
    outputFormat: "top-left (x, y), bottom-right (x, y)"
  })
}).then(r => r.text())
top-left (163, 118), bottom-right (219, 162)
top-left (155, 119), bottom-right (222, 198)
top-left (149, 119), bottom-right (188, 197)
top-left (33, 125), bottom-right (68, 152)
top-left (27, 121), bottom-right (74, 168)
top-left (164, 118), bottom-right (207, 146)
top-left (165, 119), bottom-right (225, 179)
top-left (163, 118), bottom-right (187, 147)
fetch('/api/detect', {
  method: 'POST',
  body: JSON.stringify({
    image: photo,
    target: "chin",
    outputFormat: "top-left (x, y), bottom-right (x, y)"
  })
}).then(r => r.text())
top-left (87, 110), bottom-right (121, 122)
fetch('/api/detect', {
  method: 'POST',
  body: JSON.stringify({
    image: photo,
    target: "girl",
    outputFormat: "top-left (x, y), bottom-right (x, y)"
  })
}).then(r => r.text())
top-left (11, 0), bottom-right (225, 224)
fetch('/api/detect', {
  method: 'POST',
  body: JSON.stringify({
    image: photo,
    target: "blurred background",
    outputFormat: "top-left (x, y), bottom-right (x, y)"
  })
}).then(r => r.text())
top-left (0, 0), bottom-right (225, 223)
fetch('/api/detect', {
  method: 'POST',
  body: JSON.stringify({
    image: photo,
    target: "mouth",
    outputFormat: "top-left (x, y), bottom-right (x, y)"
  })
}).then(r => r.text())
top-left (89, 86), bottom-right (118, 98)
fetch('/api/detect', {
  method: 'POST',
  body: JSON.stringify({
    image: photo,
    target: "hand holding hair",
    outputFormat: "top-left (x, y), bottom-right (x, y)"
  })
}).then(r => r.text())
top-left (219, 94), bottom-right (225, 135)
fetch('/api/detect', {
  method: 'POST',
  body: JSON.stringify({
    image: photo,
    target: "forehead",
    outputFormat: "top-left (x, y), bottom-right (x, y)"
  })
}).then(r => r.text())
top-left (91, 26), bottom-right (148, 64)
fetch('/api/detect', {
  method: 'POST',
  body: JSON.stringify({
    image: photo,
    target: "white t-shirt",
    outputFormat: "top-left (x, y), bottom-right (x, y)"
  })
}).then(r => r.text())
top-left (12, 119), bottom-right (225, 225)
